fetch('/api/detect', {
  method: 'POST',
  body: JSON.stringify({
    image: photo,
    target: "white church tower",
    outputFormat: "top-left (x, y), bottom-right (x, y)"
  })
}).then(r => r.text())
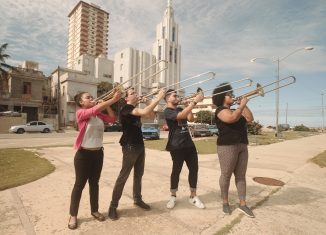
top-left (152, 0), bottom-right (181, 90)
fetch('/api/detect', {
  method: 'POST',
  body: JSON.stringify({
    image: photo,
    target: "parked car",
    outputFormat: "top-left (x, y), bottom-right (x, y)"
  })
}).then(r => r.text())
top-left (142, 123), bottom-right (160, 140)
top-left (0, 111), bottom-right (21, 117)
top-left (9, 121), bottom-right (54, 134)
top-left (208, 125), bottom-right (219, 136)
top-left (189, 124), bottom-right (211, 137)
top-left (104, 122), bottom-right (122, 132)
top-left (162, 123), bottom-right (169, 131)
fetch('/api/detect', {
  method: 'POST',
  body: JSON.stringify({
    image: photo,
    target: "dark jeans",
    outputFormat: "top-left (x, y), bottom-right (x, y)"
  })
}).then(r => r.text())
top-left (170, 146), bottom-right (198, 193)
top-left (110, 144), bottom-right (145, 208)
top-left (69, 148), bottom-right (104, 216)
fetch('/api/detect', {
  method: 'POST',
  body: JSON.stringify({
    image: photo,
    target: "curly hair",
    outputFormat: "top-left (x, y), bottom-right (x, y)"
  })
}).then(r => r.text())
top-left (212, 83), bottom-right (233, 107)
top-left (74, 92), bottom-right (87, 107)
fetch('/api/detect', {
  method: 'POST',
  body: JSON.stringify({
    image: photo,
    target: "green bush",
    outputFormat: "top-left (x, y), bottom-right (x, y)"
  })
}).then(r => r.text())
top-left (248, 121), bottom-right (263, 135)
top-left (293, 124), bottom-right (310, 131)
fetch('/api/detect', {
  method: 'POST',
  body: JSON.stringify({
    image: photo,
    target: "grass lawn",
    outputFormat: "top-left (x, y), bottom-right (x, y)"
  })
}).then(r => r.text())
top-left (310, 150), bottom-right (326, 167)
top-left (145, 131), bottom-right (320, 154)
top-left (0, 149), bottom-right (55, 191)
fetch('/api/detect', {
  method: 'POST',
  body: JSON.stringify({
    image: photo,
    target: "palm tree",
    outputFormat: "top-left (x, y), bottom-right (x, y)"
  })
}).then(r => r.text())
top-left (0, 43), bottom-right (15, 80)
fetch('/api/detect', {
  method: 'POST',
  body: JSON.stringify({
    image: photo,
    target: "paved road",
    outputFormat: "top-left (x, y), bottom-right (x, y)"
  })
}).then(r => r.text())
top-left (0, 133), bottom-right (325, 234)
top-left (0, 131), bottom-right (170, 149)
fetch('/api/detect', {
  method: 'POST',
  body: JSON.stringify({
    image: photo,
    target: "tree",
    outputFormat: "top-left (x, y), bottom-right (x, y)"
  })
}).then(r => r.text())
top-left (97, 81), bottom-right (113, 97)
top-left (293, 124), bottom-right (310, 131)
top-left (247, 121), bottom-right (263, 135)
top-left (195, 110), bottom-right (215, 124)
top-left (0, 43), bottom-right (15, 80)
top-left (97, 81), bottom-right (123, 116)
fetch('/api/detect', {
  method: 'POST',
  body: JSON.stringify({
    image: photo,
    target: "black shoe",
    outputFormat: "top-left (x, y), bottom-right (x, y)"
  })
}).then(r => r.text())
top-left (223, 203), bottom-right (232, 215)
top-left (238, 205), bottom-right (255, 218)
top-left (68, 216), bottom-right (77, 230)
top-left (108, 207), bottom-right (119, 220)
top-left (134, 200), bottom-right (151, 210)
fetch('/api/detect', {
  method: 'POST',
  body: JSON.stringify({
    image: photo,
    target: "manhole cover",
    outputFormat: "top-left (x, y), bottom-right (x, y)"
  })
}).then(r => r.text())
top-left (253, 177), bottom-right (285, 186)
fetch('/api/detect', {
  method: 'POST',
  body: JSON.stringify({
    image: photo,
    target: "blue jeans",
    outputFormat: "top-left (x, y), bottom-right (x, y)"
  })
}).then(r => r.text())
top-left (110, 144), bottom-right (145, 208)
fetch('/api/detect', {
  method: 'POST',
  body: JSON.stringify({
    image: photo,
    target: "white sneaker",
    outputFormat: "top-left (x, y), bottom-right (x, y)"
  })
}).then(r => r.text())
top-left (166, 196), bottom-right (176, 209)
top-left (189, 196), bottom-right (205, 209)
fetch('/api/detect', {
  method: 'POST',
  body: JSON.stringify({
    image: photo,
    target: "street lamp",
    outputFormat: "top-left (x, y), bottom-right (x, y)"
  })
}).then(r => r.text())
top-left (322, 90), bottom-right (325, 132)
top-left (251, 46), bottom-right (313, 137)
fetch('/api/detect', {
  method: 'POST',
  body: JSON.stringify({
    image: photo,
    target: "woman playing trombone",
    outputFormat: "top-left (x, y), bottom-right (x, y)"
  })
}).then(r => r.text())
top-left (68, 90), bottom-right (121, 229)
top-left (212, 82), bottom-right (255, 218)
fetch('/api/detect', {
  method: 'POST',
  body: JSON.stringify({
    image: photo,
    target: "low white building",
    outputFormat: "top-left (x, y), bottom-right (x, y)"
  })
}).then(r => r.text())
top-left (50, 54), bottom-right (114, 127)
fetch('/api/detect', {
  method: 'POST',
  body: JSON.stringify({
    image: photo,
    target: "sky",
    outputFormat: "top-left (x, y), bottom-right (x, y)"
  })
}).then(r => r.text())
top-left (1, 0), bottom-right (326, 127)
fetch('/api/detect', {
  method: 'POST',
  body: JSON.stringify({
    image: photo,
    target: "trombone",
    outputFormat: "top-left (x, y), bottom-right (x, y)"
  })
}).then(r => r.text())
top-left (194, 77), bottom-right (253, 100)
top-left (239, 75), bottom-right (296, 101)
top-left (137, 71), bottom-right (216, 104)
top-left (93, 60), bottom-right (168, 102)
top-left (219, 76), bottom-right (296, 104)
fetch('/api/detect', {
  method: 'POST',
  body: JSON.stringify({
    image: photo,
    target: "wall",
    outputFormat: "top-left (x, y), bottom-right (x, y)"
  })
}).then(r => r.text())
top-left (0, 114), bottom-right (27, 133)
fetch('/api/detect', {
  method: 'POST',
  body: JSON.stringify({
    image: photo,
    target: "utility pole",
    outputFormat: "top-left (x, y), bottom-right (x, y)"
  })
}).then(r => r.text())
top-left (57, 66), bottom-right (61, 130)
top-left (322, 91), bottom-right (325, 132)
top-left (285, 102), bottom-right (288, 124)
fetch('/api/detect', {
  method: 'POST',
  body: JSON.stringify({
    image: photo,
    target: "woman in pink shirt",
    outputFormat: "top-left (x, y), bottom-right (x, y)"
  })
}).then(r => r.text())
top-left (68, 91), bottom-right (121, 230)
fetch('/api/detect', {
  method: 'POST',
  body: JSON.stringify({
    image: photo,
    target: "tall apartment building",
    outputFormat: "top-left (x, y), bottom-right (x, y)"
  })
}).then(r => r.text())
top-left (67, 1), bottom-right (109, 69)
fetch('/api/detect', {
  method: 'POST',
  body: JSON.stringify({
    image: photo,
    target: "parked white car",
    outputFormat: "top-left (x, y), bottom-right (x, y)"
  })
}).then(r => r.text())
top-left (9, 121), bottom-right (54, 134)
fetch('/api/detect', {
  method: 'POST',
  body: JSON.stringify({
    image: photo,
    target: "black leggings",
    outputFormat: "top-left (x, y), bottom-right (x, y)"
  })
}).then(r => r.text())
top-left (170, 147), bottom-right (198, 193)
top-left (69, 148), bottom-right (103, 216)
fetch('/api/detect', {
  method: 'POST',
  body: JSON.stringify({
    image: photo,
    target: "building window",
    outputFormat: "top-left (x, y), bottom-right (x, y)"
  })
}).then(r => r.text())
top-left (120, 77), bottom-right (123, 83)
top-left (174, 48), bottom-right (177, 63)
top-left (103, 74), bottom-right (112, 78)
top-left (121, 53), bottom-right (123, 58)
top-left (23, 82), bottom-right (31, 94)
top-left (158, 46), bottom-right (162, 60)
top-left (172, 27), bottom-right (175, 41)
top-left (162, 26), bottom-right (165, 38)
top-left (62, 86), bottom-right (65, 96)
top-left (120, 64), bottom-right (123, 71)
top-left (169, 46), bottom-right (172, 62)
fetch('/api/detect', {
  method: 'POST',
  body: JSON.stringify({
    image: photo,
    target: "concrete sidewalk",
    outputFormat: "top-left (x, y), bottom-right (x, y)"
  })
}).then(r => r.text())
top-left (0, 134), bottom-right (326, 235)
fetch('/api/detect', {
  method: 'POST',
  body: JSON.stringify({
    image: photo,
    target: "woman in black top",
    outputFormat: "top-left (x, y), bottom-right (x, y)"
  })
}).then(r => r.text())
top-left (212, 82), bottom-right (255, 218)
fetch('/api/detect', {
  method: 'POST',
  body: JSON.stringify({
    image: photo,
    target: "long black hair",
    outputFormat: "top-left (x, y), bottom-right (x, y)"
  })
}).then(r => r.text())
top-left (212, 83), bottom-right (233, 107)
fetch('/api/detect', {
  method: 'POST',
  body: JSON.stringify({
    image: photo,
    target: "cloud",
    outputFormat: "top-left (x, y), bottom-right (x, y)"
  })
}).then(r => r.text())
top-left (0, 0), bottom-right (325, 126)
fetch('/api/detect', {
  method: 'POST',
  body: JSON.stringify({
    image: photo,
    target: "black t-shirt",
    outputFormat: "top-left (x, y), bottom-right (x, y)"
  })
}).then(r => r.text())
top-left (215, 106), bottom-right (248, 145)
top-left (164, 107), bottom-right (195, 151)
top-left (119, 104), bottom-right (144, 146)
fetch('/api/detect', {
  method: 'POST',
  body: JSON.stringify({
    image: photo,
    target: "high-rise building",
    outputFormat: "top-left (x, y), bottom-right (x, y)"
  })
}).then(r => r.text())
top-left (114, 0), bottom-right (181, 93)
top-left (152, 0), bottom-right (181, 90)
top-left (67, 1), bottom-right (109, 69)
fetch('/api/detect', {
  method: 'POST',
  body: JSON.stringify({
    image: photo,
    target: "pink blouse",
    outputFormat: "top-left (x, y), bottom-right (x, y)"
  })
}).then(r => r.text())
top-left (74, 106), bottom-right (116, 150)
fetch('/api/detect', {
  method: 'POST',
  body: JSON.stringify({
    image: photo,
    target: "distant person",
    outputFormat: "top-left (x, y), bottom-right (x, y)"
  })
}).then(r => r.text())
top-left (212, 83), bottom-right (255, 218)
top-left (163, 89), bottom-right (205, 209)
top-left (68, 90), bottom-right (121, 230)
top-left (108, 87), bottom-right (166, 220)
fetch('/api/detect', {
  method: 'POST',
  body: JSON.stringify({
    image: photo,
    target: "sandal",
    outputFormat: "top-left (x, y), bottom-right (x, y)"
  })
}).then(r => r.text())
top-left (91, 212), bottom-right (106, 221)
top-left (68, 216), bottom-right (77, 230)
